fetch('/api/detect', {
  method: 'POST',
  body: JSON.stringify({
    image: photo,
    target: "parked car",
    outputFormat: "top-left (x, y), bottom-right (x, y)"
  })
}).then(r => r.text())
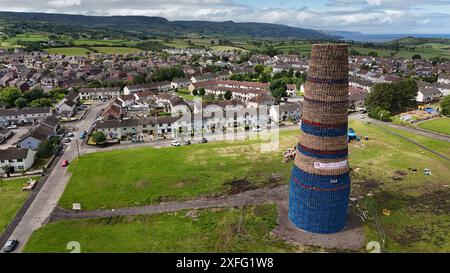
top-left (360, 114), bottom-right (365, 119)
top-left (61, 160), bottom-right (69, 167)
top-left (6, 125), bottom-right (17, 129)
top-left (67, 133), bottom-right (75, 137)
top-left (3, 239), bottom-right (18, 252)
top-left (184, 140), bottom-right (191, 145)
top-left (199, 137), bottom-right (208, 144)
top-left (79, 130), bottom-right (87, 139)
top-left (63, 137), bottom-right (71, 143)
top-left (170, 140), bottom-right (180, 146)
top-left (252, 127), bottom-right (262, 132)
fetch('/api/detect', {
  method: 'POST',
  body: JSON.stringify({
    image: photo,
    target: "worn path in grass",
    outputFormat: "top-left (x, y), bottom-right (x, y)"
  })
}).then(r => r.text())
top-left (50, 184), bottom-right (365, 251)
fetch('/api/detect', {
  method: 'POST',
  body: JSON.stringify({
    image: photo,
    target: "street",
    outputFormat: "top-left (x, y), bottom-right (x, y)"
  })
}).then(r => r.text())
top-left (1, 102), bottom-right (105, 253)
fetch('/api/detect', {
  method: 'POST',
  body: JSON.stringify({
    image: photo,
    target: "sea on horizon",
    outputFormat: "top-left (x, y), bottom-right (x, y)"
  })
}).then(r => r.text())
top-left (338, 33), bottom-right (450, 43)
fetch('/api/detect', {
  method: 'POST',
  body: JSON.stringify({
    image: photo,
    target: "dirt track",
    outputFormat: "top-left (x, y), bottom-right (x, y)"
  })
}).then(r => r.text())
top-left (51, 184), bottom-right (365, 251)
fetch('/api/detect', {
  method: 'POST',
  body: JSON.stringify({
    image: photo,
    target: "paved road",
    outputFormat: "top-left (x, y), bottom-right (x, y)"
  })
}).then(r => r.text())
top-left (356, 115), bottom-right (450, 142)
top-left (81, 125), bottom-right (300, 154)
top-left (2, 102), bottom-right (104, 253)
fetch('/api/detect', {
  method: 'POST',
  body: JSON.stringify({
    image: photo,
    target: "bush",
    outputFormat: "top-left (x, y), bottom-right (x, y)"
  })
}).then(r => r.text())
top-left (368, 107), bottom-right (392, 121)
top-left (224, 91), bottom-right (232, 100)
top-left (92, 131), bottom-right (107, 144)
top-left (441, 95), bottom-right (450, 116)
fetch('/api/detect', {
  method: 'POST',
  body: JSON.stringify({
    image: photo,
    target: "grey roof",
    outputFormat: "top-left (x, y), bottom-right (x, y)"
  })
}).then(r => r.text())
top-left (0, 127), bottom-right (11, 135)
top-left (420, 87), bottom-right (442, 96)
top-left (96, 116), bottom-right (181, 129)
top-left (65, 91), bottom-right (79, 102)
top-left (0, 107), bottom-right (51, 117)
top-left (41, 116), bottom-right (59, 128)
top-left (0, 148), bottom-right (29, 160)
top-left (79, 87), bottom-right (120, 93)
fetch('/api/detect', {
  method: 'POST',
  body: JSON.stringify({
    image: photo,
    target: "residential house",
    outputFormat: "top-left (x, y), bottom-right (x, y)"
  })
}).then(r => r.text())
top-left (95, 116), bottom-right (181, 141)
top-left (18, 124), bottom-right (54, 150)
top-left (123, 82), bottom-right (171, 95)
top-left (286, 84), bottom-right (297, 97)
top-left (170, 78), bottom-right (191, 90)
top-left (0, 127), bottom-right (12, 143)
top-left (416, 87), bottom-right (442, 104)
top-left (0, 107), bottom-right (53, 126)
top-left (0, 148), bottom-right (36, 173)
top-left (79, 87), bottom-right (121, 100)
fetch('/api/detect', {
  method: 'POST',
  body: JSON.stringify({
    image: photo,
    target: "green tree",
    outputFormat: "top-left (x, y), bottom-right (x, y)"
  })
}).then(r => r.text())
top-left (92, 131), bottom-right (107, 144)
top-left (368, 51), bottom-right (378, 57)
top-left (192, 89), bottom-right (199, 96)
top-left (254, 64), bottom-right (264, 75)
top-left (14, 97), bottom-right (28, 109)
top-left (198, 88), bottom-right (206, 96)
top-left (152, 67), bottom-right (184, 82)
top-left (23, 88), bottom-right (44, 102)
top-left (270, 79), bottom-right (287, 103)
top-left (441, 95), bottom-right (450, 116)
top-left (368, 107), bottom-right (392, 121)
top-left (224, 91), bottom-right (232, 100)
top-left (37, 139), bottom-right (55, 159)
top-left (365, 79), bottom-right (417, 114)
top-left (0, 87), bottom-right (22, 107)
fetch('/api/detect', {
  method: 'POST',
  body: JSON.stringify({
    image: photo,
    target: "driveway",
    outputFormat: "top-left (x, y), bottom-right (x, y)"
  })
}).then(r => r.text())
top-left (0, 127), bottom-right (29, 149)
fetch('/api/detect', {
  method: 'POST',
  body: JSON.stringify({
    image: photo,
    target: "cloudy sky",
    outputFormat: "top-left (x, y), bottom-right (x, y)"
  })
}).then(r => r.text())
top-left (1, 0), bottom-right (450, 34)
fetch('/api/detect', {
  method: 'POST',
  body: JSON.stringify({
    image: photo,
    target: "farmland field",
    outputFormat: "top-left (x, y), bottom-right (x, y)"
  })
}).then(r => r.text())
top-left (92, 47), bottom-right (141, 54)
top-left (73, 39), bottom-right (138, 46)
top-left (210, 45), bottom-right (247, 52)
top-left (44, 47), bottom-right (91, 56)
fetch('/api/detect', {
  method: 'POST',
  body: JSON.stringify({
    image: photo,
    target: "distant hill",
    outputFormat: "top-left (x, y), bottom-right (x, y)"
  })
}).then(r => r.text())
top-left (0, 11), bottom-right (335, 40)
top-left (387, 36), bottom-right (450, 46)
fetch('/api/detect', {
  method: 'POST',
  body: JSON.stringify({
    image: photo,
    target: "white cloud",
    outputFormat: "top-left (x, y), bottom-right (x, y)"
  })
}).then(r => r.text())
top-left (0, 0), bottom-right (449, 33)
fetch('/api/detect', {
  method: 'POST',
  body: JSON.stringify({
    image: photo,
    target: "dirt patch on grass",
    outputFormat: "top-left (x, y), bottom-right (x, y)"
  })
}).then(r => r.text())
top-left (392, 170), bottom-right (408, 181)
top-left (224, 179), bottom-right (256, 195)
top-left (351, 172), bottom-right (384, 196)
top-left (135, 180), bottom-right (150, 189)
top-left (173, 182), bottom-right (185, 188)
top-left (375, 190), bottom-right (449, 214)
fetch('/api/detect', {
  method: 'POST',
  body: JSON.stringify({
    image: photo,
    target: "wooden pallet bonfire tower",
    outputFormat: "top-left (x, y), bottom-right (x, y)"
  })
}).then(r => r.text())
top-left (289, 44), bottom-right (351, 234)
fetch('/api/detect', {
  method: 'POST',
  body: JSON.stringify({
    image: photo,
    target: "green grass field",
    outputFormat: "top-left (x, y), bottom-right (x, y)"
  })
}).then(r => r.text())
top-left (24, 204), bottom-right (308, 253)
top-left (49, 121), bottom-right (450, 252)
top-left (59, 130), bottom-right (298, 210)
top-left (417, 118), bottom-right (450, 135)
top-left (6, 34), bottom-right (48, 44)
top-left (44, 47), bottom-right (91, 56)
top-left (210, 45), bottom-right (247, 52)
top-left (0, 177), bottom-right (38, 234)
top-left (73, 39), bottom-right (138, 46)
top-left (92, 47), bottom-right (141, 54)
top-left (350, 46), bottom-right (396, 57)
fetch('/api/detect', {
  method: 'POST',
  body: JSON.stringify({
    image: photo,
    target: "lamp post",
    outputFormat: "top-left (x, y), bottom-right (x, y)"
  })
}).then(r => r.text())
top-left (380, 113), bottom-right (383, 124)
